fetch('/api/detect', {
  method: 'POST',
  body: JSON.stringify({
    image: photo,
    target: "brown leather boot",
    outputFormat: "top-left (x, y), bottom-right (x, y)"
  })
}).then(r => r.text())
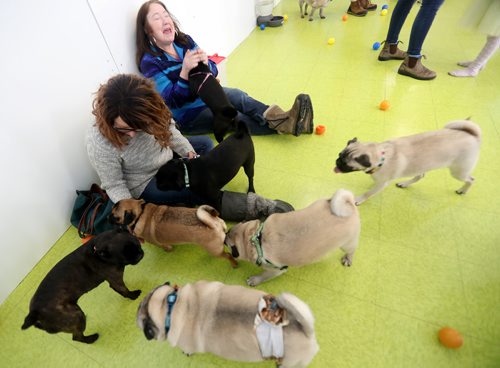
top-left (359, 0), bottom-right (377, 11)
top-left (264, 94), bottom-right (314, 136)
top-left (398, 56), bottom-right (437, 80)
top-left (378, 41), bottom-right (406, 61)
top-left (347, 0), bottom-right (368, 16)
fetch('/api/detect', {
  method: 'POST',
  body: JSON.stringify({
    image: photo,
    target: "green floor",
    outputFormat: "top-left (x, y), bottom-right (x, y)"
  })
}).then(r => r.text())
top-left (2, 0), bottom-right (499, 366)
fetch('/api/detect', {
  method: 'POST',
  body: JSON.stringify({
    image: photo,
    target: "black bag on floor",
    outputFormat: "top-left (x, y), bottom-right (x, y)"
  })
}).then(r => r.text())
top-left (70, 183), bottom-right (115, 238)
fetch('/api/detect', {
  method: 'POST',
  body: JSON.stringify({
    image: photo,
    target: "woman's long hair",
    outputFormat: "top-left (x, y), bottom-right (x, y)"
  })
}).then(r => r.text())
top-left (92, 74), bottom-right (172, 149)
top-left (135, 0), bottom-right (190, 71)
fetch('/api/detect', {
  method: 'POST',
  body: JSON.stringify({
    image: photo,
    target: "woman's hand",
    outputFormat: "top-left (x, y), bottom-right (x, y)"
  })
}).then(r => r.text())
top-left (186, 151), bottom-right (199, 159)
top-left (180, 49), bottom-right (209, 79)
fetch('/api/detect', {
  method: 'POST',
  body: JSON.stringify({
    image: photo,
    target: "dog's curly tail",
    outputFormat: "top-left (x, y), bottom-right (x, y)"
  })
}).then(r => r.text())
top-left (21, 311), bottom-right (37, 330)
top-left (197, 205), bottom-right (227, 233)
top-left (445, 120), bottom-right (482, 141)
top-left (330, 189), bottom-right (356, 217)
top-left (276, 293), bottom-right (316, 338)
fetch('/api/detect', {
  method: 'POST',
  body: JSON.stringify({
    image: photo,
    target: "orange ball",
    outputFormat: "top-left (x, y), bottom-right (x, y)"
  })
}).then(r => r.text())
top-left (315, 125), bottom-right (326, 135)
top-left (342, 14), bottom-right (348, 21)
top-left (438, 327), bottom-right (463, 349)
top-left (379, 100), bottom-right (390, 110)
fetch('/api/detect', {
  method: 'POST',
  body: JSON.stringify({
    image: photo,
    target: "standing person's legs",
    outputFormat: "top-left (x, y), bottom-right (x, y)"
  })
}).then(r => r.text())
top-left (449, 35), bottom-right (500, 77)
top-left (406, 0), bottom-right (445, 57)
top-left (378, 0), bottom-right (415, 60)
top-left (386, 0), bottom-right (417, 44)
top-left (397, 0), bottom-right (444, 80)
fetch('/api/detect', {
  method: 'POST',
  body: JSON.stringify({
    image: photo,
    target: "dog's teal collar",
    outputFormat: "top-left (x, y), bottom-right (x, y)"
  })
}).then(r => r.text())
top-left (251, 222), bottom-right (287, 270)
top-left (164, 287), bottom-right (178, 336)
top-left (182, 161), bottom-right (190, 188)
top-left (365, 151), bottom-right (385, 174)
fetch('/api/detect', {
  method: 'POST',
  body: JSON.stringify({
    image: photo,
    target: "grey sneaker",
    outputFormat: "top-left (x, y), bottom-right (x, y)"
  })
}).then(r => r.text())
top-left (378, 41), bottom-right (406, 61)
top-left (398, 56), bottom-right (437, 80)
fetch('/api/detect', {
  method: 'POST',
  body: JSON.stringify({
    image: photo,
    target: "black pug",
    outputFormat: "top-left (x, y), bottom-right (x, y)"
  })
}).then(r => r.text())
top-left (156, 119), bottom-right (255, 210)
top-left (21, 228), bottom-right (144, 344)
top-left (189, 62), bottom-right (237, 143)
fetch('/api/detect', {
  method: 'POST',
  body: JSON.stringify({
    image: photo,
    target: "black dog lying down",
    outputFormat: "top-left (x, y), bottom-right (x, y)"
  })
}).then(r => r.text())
top-left (156, 119), bottom-right (255, 210)
top-left (189, 61), bottom-right (237, 142)
top-left (21, 228), bottom-right (143, 344)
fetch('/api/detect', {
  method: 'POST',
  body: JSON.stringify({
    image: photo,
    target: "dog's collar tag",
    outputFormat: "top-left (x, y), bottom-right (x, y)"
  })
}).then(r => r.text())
top-left (182, 161), bottom-right (190, 188)
top-left (365, 151), bottom-right (385, 174)
top-left (164, 288), bottom-right (178, 336)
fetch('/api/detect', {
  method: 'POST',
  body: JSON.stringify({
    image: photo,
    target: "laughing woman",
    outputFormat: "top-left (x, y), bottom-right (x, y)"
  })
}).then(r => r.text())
top-left (135, 0), bottom-right (314, 137)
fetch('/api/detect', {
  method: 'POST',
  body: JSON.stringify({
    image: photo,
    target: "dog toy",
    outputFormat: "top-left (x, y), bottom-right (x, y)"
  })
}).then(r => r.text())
top-left (284, 14), bottom-right (288, 21)
top-left (379, 100), bottom-right (390, 110)
top-left (438, 327), bottom-right (463, 349)
top-left (342, 14), bottom-right (348, 21)
top-left (380, 9), bottom-right (388, 16)
top-left (315, 125), bottom-right (326, 135)
top-left (260, 24), bottom-right (266, 30)
top-left (327, 37), bottom-right (335, 45)
top-left (381, 4), bottom-right (389, 10)
top-left (373, 42), bottom-right (381, 50)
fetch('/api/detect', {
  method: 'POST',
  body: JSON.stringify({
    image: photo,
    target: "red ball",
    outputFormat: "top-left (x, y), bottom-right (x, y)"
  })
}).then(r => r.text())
top-left (315, 125), bottom-right (326, 135)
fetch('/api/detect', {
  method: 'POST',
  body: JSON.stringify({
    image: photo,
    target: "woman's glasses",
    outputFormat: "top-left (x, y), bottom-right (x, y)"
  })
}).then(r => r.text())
top-left (114, 127), bottom-right (143, 134)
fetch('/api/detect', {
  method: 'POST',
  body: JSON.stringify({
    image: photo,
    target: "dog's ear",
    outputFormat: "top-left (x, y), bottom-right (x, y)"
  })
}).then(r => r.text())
top-left (347, 137), bottom-right (358, 145)
top-left (94, 243), bottom-right (111, 260)
top-left (355, 154), bottom-right (371, 168)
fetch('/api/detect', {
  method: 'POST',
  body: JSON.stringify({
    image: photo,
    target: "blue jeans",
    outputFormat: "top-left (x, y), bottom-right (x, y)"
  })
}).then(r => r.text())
top-left (139, 135), bottom-right (213, 206)
top-left (386, 0), bottom-right (445, 57)
top-left (180, 87), bottom-right (276, 135)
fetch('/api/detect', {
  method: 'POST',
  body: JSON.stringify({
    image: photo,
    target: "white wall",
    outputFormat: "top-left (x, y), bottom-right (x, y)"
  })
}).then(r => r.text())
top-left (0, 0), bottom-right (259, 303)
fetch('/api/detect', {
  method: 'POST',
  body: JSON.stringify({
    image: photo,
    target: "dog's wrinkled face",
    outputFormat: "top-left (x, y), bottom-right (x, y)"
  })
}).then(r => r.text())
top-left (155, 160), bottom-right (185, 191)
top-left (109, 199), bottom-right (145, 227)
top-left (137, 283), bottom-right (173, 341)
top-left (334, 138), bottom-right (372, 173)
top-left (92, 228), bottom-right (144, 265)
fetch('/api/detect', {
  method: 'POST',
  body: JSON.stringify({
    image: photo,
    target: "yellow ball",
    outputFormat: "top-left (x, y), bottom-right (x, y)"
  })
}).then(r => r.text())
top-left (327, 37), bottom-right (335, 45)
top-left (381, 9), bottom-right (388, 16)
top-left (284, 14), bottom-right (288, 21)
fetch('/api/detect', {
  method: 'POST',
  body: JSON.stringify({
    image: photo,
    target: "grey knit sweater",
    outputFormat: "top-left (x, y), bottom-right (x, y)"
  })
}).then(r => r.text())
top-left (86, 121), bottom-right (194, 203)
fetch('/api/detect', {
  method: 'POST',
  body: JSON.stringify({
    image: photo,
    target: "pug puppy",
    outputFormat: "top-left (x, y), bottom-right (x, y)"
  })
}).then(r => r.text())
top-left (109, 199), bottom-right (237, 267)
top-left (21, 228), bottom-right (143, 343)
top-left (299, 0), bottom-right (332, 21)
top-left (137, 280), bottom-right (319, 368)
top-left (225, 189), bottom-right (360, 286)
top-left (334, 119), bottom-right (481, 205)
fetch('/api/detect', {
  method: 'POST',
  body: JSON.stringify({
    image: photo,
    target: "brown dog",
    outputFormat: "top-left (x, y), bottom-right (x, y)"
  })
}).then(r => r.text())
top-left (21, 228), bottom-right (143, 343)
top-left (109, 199), bottom-right (237, 267)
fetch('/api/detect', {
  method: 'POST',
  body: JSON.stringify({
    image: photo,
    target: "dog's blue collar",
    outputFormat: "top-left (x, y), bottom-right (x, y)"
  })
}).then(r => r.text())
top-left (164, 288), bottom-right (178, 336)
top-left (251, 222), bottom-right (287, 270)
top-left (181, 161), bottom-right (190, 188)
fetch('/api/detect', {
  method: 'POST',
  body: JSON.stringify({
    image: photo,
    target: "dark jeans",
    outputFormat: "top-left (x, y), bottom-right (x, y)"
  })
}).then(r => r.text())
top-left (180, 87), bottom-right (276, 136)
top-left (386, 0), bottom-right (445, 57)
top-left (139, 135), bottom-right (213, 206)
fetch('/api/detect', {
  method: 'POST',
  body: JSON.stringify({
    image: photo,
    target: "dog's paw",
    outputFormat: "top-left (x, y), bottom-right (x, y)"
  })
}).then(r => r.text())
top-left (128, 290), bottom-right (142, 300)
top-left (341, 255), bottom-right (352, 267)
top-left (455, 189), bottom-right (465, 195)
top-left (396, 182), bottom-right (407, 188)
top-left (246, 276), bottom-right (261, 287)
top-left (162, 245), bottom-right (174, 252)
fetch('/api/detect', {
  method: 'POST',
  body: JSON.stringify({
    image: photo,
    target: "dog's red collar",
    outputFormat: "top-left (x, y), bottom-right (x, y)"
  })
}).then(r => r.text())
top-left (365, 151), bottom-right (385, 175)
